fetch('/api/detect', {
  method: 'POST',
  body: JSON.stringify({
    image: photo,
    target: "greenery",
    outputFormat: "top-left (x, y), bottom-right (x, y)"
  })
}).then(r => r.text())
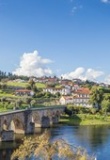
top-left (89, 86), bottom-right (103, 109)
top-left (7, 81), bottom-right (28, 87)
top-left (0, 78), bottom-right (61, 112)
top-left (11, 131), bottom-right (95, 160)
top-left (60, 114), bottom-right (110, 126)
top-left (1, 71), bottom-right (110, 120)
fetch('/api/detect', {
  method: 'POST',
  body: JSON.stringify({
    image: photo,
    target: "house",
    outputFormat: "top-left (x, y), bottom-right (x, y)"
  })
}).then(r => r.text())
top-left (15, 89), bottom-right (34, 96)
top-left (35, 77), bottom-right (48, 83)
top-left (59, 87), bottom-right (92, 108)
top-left (61, 86), bottom-right (71, 95)
top-left (46, 76), bottom-right (59, 84)
top-left (73, 88), bottom-right (92, 108)
top-left (60, 79), bottom-right (73, 86)
top-left (43, 86), bottom-right (71, 95)
top-left (59, 96), bottom-right (73, 105)
top-left (72, 84), bottom-right (80, 91)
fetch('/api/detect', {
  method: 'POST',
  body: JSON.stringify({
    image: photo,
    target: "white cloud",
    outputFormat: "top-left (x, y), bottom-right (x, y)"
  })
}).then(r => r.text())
top-left (13, 50), bottom-right (53, 77)
top-left (85, 69), bottom-right (104, 81)
top-left (61, 67), bottom-right (104, 81)
top-left (104, 75), bottom-right (110, 84)
top-left (101, 0), bottom-right (110, 3)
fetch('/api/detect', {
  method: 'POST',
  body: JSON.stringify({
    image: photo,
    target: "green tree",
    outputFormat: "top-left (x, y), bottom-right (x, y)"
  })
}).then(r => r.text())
top-left (44, 92), bottom-right (53, 98)
top-left (89, 86), bottom-right (104, 109)
top-left (55, 92), bottom-right (61, 98)
top-left (30, 99), bottom-right (36, 107)
top-left (103, 94), bottom-right (110, 101)
top-left (101, 100), bottom-right (110, 114)
top-left (25, 84), bottom-right (31, 90)
top-left (15, 99), bottom-right (23, 108)
top-left (24, 97), bottom-right (32, 108)
top-left (29, 79), bottom-right (36, 90)
top-left (1, 97), bottom-right (7, 108)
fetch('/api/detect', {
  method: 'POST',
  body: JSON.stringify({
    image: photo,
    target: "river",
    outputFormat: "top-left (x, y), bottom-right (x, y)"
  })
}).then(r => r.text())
top-left (0, 125), bottom-right (110, 160)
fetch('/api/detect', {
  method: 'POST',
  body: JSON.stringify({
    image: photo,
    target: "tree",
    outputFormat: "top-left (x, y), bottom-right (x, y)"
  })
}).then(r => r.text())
top-left (24, 97), bottom-right (32, 108)
top-left (89, 86), bottom-right (104, 109)
top-left (103, 94), bottom-right (110, 101)
top-left (55, 92), bottom-right (61, 98)
top-left (11, 131), bottom-right (95, 160)
top-left (44, 92), bottom-right (52, 98)
top-left (29, 79), bottom-right (36, 90)
top-left (15, 99), bottom-right (23, 108)
top-left (30, 99), bottom-right (36, 107)
top-left (101, 100), bottom-right (110, 114)
top-left (1, 97), bottom-right (7, 108)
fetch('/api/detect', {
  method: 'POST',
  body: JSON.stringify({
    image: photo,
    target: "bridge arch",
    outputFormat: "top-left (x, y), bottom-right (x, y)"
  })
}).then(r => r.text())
top-left (32, 112), bottom-right (41, 127)
top-left (9, 117), bottom-right (25, 134)
top-left (2, 119), bottom-right (8, 131)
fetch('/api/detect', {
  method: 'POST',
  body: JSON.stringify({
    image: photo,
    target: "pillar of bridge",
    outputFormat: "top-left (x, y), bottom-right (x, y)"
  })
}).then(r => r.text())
top-left (24, 109), bottom-right (35, 134)
top-left (52, 115), bottom-right (59, 124)
top-left (41, 115), bottom-right (50, 128)
top-left (51, 110), bottom-right (60, 124)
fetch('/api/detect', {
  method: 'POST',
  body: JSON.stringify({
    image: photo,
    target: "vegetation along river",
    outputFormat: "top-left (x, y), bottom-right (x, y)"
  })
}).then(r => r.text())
top-left (0, 125), bottom-right (110, 160)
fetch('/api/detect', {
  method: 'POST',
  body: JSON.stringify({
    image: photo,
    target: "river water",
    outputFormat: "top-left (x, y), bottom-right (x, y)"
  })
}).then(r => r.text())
top-left (0, 125), bottom-right (110, 160)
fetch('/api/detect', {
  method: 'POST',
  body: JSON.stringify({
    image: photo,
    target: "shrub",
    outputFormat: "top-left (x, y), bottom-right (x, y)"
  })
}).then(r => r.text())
top-left (11, 131), bottom-right (95, 160)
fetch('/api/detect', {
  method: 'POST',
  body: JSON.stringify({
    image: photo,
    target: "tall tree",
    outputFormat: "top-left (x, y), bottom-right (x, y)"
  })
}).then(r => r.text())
top-left (29, 79), bottom-right (37, 91)
top-left (89, 86), bottom-right (104, 109)
top-left (101, 100), bottom-right (110, 114)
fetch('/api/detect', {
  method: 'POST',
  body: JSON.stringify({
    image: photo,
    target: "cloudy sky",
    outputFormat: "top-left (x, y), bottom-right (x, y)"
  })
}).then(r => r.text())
top-left (0, 0), bottom-right (110, 83)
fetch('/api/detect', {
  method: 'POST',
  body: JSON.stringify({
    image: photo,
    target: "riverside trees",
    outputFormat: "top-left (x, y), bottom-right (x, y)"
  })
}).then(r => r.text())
top-left (89, 86), bottom-right (103, 109)
top-left (90, 86), bottom-right (110, 114)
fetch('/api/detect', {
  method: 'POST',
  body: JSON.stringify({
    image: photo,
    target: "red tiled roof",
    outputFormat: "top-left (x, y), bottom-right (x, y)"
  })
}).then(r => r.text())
top-left (74, 88), bottom-right (90, 94)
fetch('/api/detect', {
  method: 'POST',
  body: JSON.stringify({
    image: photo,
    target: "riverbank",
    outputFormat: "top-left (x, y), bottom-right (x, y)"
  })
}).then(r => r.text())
top-left (60, 114), bottom-right (110, 125)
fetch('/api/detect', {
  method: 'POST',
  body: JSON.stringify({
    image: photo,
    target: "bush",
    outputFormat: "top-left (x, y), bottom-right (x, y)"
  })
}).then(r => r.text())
top-left (67, 105), bottom-right (91, 114)
top-left (11, 131), bottom-right (95, 160)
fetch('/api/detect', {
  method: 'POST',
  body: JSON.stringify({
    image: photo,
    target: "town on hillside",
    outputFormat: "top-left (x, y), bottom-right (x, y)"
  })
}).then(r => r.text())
top-left (0, 70), bottom-right (110, 113)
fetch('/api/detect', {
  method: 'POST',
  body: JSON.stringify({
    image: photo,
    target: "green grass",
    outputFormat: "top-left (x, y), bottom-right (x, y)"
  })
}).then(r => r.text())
top-left (35, 82), bottom-right (46, 88)
top-left (7, 81), bottom-right (28, 88)
top-left (0, 93), bottom-right (14, 97)
top-left (0, 81), bottom-right (46, 101)
top-left (7, 81), bottom-right (46, 89)
top-left (55, 85), bottom-right (62, 89)
top-left (0, 108), bottom-right (8, 112)
top-left (60, 114), bottom-right (110, 126)
top-left (0, 92), bottom-right (22, 99)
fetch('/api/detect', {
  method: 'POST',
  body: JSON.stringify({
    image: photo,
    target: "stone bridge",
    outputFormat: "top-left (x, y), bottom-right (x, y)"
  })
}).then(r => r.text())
top-left (0, 106), bottom-right (65, 141)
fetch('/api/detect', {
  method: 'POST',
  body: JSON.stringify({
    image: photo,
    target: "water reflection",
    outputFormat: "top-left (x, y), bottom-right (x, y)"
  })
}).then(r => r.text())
top-left (49, 125), bottom-right (110, 160)
top-left (0, 125), bottom-right (110, 160)
top-left (72, 125), bottom-right (110, 148)
top-left (0, 128), bottom-right (44, 160)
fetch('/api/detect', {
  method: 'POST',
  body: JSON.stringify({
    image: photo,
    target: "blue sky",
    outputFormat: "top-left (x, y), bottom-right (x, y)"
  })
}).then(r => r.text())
top-left (0, 0), bottom-right (110, 83)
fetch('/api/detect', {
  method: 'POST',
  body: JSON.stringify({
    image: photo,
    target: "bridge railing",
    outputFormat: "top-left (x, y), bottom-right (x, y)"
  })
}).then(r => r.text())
top-left (0, 105), bottom-right (66, 116)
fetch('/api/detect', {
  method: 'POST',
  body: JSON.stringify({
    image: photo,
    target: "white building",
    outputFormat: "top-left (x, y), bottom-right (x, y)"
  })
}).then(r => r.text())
top-left (73, 88), bottom-right (92, 108)
top-left (43, 86), bottom-right (71, 95)
top-left (59, 87), bottom-right (92, 108)
top-left (59, 96), bottom-right (73, 105)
